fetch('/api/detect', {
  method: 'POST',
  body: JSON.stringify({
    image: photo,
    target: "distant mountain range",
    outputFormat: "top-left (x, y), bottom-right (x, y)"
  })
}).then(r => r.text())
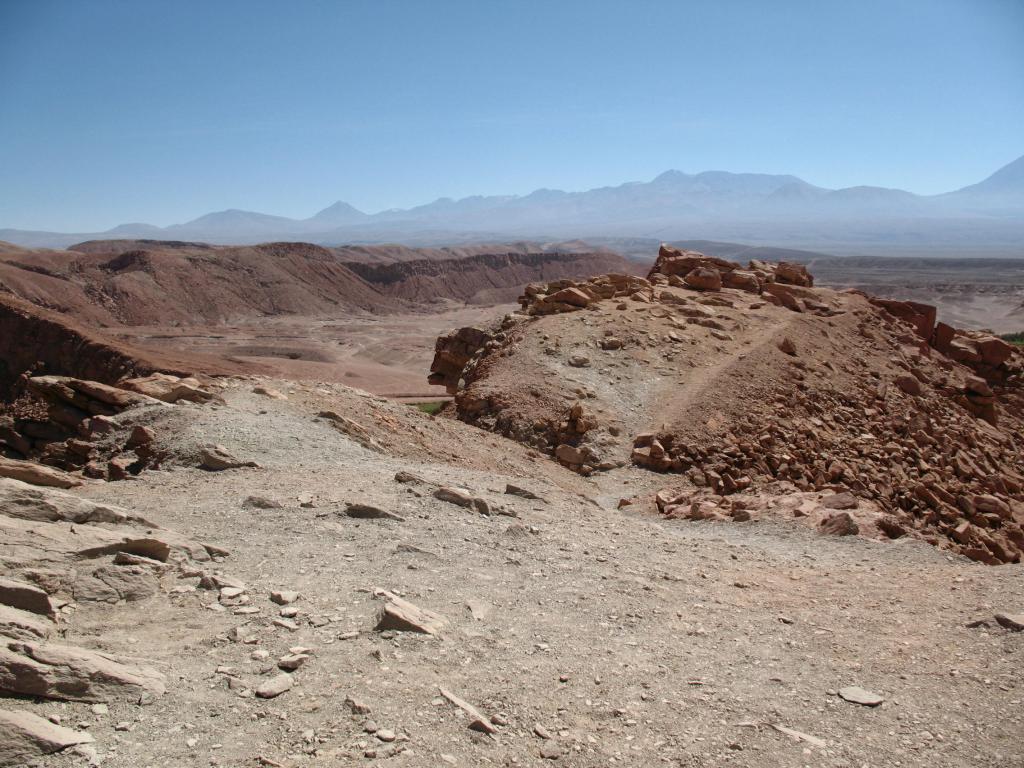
top-left (3, 155), bottom-right (1023, 256)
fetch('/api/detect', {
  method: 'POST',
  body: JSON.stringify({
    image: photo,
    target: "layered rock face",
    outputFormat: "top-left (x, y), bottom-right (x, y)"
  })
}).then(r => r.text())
top-left (430, 245), bottom-right (1024, 564)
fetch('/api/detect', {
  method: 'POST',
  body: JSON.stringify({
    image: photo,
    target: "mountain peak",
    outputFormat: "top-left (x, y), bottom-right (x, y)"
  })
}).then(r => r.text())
top-left (980, 154), bottom-right (1024, 187)
top-left (310, 201), bottom-right (366, 221)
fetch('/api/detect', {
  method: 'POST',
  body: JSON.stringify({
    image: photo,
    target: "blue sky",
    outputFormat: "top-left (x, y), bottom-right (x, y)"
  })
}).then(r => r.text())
top-left (1, 0), bottom-right (1022, 230)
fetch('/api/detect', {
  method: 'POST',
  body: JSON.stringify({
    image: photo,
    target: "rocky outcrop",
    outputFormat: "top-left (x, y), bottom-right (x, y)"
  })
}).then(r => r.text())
top-left (428, 326), bottom-right (497, 394)
top-left (0, 373), bottom-right (220, 481)
top-left (0, 295), bottom-right (157, 400)
top-left (518, 273), bottom-right (652, 315)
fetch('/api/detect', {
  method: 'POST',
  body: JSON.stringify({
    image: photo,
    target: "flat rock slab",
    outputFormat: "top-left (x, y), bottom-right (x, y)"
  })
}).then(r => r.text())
top-left (505, 483), bottom-right (545, 502)
top-left (374, 588), bottom-right (447, 635)
top-left (821, 492), bottom-right (858, 510)
top-left (343, 503), bottom-right (404, 521)
top-left (434, 487), bottom-right (489, 515)
top-left (438, 686), bottom-right (497, 733)
top-left (838, 686), bottom-right (885, 706)
top-left (0, 457), bottom-right (82, 488)
top-left (0, 604), bottom-right (55, 641)
top-left (0, 638), bottom-right (166, 702)
top-left (255, 673), bottom-right (294, 698)
top-left (994, 613), bottom-right (1024, 631)
top-left (0, 477), bottom-right (135, 525)
top-left (0, 504), bottom-right (212, 566)
top-left (0, 708), bottom-right (93, 766)
top-left (0, 577), bottom-right (56, 618)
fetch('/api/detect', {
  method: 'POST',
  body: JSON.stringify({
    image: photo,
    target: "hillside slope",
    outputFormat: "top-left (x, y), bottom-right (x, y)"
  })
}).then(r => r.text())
top-left (0, 240), bottom-right (630, 327)
top-left (432, 247), bottom-right (1024, 564)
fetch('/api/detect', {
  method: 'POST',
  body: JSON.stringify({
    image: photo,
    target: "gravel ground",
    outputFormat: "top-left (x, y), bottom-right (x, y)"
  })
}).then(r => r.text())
top-left (19, 380), bottom-right (1024, 768)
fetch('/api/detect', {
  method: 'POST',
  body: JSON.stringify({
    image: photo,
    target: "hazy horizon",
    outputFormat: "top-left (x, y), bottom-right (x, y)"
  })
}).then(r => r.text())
top-left (2, 0), bottom-right (1023, 231)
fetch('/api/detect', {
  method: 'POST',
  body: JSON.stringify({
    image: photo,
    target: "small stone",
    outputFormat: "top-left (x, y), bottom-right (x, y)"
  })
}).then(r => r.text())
top-left (838, 686), bottom-right (884, 706)
top-left (255, 674), bottom-right (294, 699)
top-left (277, 653), bottom-right (310, 671)
top-left (345, 696), bottom-right (371, 715)
top-left (539, 742), bottom-right (562, 760)
top-left (375, 729), bottom-right (396, 743)
top-left (270, 590), bottom-right (299, 605)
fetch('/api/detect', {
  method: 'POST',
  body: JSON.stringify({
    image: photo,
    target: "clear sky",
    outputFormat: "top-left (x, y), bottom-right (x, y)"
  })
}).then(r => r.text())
top-left (1, 0), bottom-right (1022, 231)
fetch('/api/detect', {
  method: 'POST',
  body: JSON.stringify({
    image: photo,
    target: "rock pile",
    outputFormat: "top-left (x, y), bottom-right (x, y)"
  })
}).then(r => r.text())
top-left (0, 373), bottom-right (220, 482)
top-left (648, 244), bottom-right (813, 293)
top-left (518, 273), bottom-right (652, 315)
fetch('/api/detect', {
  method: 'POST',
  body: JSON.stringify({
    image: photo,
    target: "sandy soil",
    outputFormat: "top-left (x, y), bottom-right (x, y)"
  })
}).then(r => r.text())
top-left (110, 303), bottom-right (512, 399)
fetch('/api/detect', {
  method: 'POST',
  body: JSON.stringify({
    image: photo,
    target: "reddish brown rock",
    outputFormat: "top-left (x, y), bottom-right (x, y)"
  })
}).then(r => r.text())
top-left (683, 268), bottom-right (723, 292)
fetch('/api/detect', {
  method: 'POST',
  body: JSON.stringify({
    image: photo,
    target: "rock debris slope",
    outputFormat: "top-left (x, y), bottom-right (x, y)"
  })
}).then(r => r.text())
top-left (432, 245), bottom-right (1024, 564)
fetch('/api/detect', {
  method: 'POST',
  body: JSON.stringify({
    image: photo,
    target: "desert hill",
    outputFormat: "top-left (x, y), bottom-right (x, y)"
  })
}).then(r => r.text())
top-left (431, 246), bottom-right (1024, 565)
top-left (0, 240), bottom-right (632, 398)
top-left (0, 240), bottom-right (630, 326)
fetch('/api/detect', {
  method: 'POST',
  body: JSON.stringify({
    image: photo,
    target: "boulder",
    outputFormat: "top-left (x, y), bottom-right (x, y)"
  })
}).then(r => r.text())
top-left (200, 445), bottom-right (258, 471)
top-left (433, 487), bottom-right (489, 515)
top-left (547, 287), bottom-right (591, 308)
top-left (965, 376), bottom-right (993, 398)
top-left (869, 299), bottom-right (937, 340)
top-left (683, 268), bottom-right (723, 292)
top-left (763, 283), bottom-right (804, 313)
top-left (895, 375), bottom-right (922, 396)
top-left (374, 588), bottom-right (447, 635)
top-left (722, 270), bottom-right (761, 292)
top-left (820, 512), bottom-right (859, 536)
top-left (821, 492), bottom-right (858, 510)
top-left (255, 673), bottom-right (294, 699)
top-left (554, 444), bottom-right (586, 466)
top-left (774, 262), bottom-right (814, 287)
top-left (976, 336), bottom-right (1014, 366)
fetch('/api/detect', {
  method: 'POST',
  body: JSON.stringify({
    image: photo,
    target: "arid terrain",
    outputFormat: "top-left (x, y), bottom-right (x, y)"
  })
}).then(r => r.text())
top-left (0, 240), bottom-right (1022, 768)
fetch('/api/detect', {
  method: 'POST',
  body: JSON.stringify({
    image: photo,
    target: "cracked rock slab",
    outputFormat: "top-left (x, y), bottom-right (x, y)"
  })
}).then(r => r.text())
top-left (0, 638), bottom-right (166, 702)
